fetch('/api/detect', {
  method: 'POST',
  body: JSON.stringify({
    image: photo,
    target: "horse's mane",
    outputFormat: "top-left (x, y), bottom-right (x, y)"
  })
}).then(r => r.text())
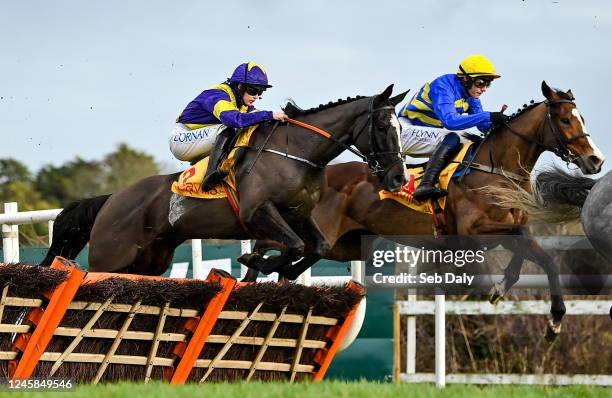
top-left (486, 99), bottom-right (541, 137)
top-left (506, 100), bottom-right (540, 122)
top-left (501, 87), bottom-right (575, 125)
top-left (283, 96), bottom-right (367, 118)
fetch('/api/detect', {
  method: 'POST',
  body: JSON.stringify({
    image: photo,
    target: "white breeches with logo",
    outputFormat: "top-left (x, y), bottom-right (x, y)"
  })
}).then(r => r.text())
top-left (168, 123), bottom-right (226, 161)
top-left (399, 117), bottom-right (468, 158)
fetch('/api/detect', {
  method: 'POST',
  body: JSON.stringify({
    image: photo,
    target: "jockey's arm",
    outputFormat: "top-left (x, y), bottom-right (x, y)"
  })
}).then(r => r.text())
top-left (430, 80), bottom-right (492, 131)
top-left (217, 107), bottom-right (273, 128)
top-left (466, 98), bottom-right (493, 133)
top-left (204, 91), bottom-right (274, 128)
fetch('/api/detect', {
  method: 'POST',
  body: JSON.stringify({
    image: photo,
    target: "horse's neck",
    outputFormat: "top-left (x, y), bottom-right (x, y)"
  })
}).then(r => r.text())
top-left (483, 103), bottom-right (547, 177)
top-left (290, 101), bottom-right (369, 165)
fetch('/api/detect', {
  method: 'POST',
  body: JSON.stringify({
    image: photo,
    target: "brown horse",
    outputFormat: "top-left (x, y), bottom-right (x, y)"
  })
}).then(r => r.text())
top-left (244, 81), bottom-right (605, 340)
top-left (41, 85), bottom-right (409, 275)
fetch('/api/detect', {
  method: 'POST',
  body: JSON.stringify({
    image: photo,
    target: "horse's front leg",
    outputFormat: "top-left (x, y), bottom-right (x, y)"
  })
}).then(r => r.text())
top-left (489, 247), bottom-right (526, 304)
top-left (493, 227), bottom-right (567, 340)
top-left (490, 231), bottom-right (530, 304)
top-left (277, 215), bottom-right (331, 280)
top-left (521, 238), bottom-right (566, 341)
top-left (238, 238), bottom-right (288, 280)
top-left (239, 201), bottom-right (306, 275)
top-left (466, 220), bottom-right (565, 341)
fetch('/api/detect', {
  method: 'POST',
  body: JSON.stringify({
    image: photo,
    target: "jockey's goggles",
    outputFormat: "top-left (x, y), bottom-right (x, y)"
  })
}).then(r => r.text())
top-left (472, 77), bottom-right (493, 89)
top-left (245, 85), bottom-right (265, 96)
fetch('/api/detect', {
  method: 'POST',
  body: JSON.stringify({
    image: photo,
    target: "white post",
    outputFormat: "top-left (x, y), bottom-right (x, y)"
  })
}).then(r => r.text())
top-left (350, 260), bottom-right (363, 284)
top-left (406, 260), bottom-right (417, 377)
top-left (406, 289), bottom-right (417, 376)
top-left (2, 203), bottom-right (19, 263)
top-left (48, 220), bottom-right (54, 246)
top-left (240, 240), bottom-right (251, 279)
top-left (296, 266), bottom-right (311, 286)
top-left (435, 293), bottom-right (446, 388)
top-left (191, 239), bottom-right (203, 279)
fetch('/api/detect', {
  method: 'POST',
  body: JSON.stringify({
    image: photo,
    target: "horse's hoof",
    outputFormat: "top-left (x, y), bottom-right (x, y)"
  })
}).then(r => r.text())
top-left (278, 269), bottom-right (299, 281)
top-left (238, 253), bottom-right (260, 266)
top-left (489, 293), bottom-right (504, 305)
top-left (544, 319), bottom-right (561, 343)
top-left (237, 253), bottom-right (253, 265)
top-left (489, 282), bottom-right (505, 305)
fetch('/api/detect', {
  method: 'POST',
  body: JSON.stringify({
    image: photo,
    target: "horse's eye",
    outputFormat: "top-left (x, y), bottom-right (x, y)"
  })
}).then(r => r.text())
top-left (560, 118), bottom-right (570, 125)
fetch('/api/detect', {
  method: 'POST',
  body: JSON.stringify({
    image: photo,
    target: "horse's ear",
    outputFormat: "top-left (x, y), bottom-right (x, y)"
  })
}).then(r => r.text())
top-left (566, 89), bottom-right (575, 100)
top-left (373, 84), bottom-right (394, 107)
top-left (389, 89), bottom-right (410, 106)
top-left (541, 81), bottom-right (559, 100)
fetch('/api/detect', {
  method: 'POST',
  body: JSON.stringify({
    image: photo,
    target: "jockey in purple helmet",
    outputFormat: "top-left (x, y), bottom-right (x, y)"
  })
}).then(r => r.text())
top-left (169, 62), bottom-right (288, 190)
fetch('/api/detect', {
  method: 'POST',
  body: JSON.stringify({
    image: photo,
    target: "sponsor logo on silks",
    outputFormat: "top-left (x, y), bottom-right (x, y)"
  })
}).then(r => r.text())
top-left (400, 174), bottom-right (417, 197)
top-left (182, 166), bottom-right (196, 181)
top-left (173, 130), bottom-right (210, 143)
top-left (410, 129), bottom-right (440, 139)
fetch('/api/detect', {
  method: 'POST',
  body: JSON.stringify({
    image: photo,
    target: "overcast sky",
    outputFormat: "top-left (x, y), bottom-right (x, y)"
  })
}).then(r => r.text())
top-left (1, 0), bottom-right (611, 174)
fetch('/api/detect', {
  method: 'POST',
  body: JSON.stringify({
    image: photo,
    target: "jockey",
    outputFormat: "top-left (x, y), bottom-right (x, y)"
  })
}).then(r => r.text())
top-left (170, 62), bottom-right (289, 190)
top-left (397, 54), bottom-right (505, 201)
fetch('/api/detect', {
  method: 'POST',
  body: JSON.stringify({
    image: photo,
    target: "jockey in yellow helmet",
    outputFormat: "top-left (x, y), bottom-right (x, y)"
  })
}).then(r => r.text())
top-left (397, 54), bottom-right (504, 200)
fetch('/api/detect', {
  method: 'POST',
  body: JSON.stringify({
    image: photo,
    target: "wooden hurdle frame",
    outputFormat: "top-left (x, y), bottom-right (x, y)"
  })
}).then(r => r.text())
top-left (0, 257), bottom-right (365, 384)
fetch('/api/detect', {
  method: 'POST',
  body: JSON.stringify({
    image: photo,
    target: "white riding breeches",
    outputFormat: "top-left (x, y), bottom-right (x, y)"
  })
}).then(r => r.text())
top-left (399, 117), bottom-right (468, 158)
top-left (168, 123), bottom-right (226, 161)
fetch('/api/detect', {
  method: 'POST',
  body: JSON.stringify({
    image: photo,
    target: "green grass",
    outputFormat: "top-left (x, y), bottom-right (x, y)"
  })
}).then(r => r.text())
top-left (1, 381), bottom-right (609, 398)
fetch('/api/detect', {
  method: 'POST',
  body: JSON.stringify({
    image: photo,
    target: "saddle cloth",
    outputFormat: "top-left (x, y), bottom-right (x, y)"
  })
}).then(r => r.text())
top-left (171, 125), bottom-right (258, 200)
top-left (379, 142), bottom-right (473, 214)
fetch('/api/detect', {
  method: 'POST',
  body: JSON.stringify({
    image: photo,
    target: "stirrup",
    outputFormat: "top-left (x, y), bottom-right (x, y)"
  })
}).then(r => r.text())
top-left (202, 170), bottom-right (229, 191)
top-left (413, 185), bottom-right (448, 201)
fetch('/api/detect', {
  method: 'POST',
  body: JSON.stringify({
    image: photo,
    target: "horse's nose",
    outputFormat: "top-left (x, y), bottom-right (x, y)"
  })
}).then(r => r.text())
top-left (589, 155), bottom-right (604, 168)
top-left (584, 154), bottom-right (604, 174)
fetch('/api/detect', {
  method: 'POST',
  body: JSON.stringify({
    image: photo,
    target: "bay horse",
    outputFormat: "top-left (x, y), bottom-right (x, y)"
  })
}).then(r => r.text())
top-left (41, 85), bottom-right (409, 275)
top-left (244, 81), bottom-right (605, 340)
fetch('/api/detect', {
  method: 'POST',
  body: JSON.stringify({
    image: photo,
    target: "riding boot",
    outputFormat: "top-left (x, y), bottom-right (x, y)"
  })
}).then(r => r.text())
top-left (202, 128), bottom-right (234, 191)
top-left (413, 138), bottom-right (459, 201)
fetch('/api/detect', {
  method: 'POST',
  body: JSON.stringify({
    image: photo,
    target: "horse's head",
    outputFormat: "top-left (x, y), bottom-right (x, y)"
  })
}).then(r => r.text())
top-left (351, 84), bottom-right (409, 192)
top-left (541, 81), bottom-right (605, 174)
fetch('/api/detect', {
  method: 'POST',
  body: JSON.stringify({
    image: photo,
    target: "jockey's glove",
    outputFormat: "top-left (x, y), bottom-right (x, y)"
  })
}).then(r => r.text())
top-left (489, 111), bottom-right (507, 125)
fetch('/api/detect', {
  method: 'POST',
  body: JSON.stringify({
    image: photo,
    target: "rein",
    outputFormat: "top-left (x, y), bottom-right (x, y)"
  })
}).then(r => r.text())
top-left (460, 99), bottom-right (588, 183)
top-left (502, 99), bottom-right (588, 164)
top-left (251, 97), bottom-right (402, 177)
top-left (286, 118), bottom-right (367, 161)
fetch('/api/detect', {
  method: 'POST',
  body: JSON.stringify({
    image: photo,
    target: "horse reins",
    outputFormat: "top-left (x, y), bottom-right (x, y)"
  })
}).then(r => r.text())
top-left (254, 96), bottom-right (402, 178)
top-left (459, 99), bottom-right (589, 183)
top-left (502, 99), bottom-right (589, 164)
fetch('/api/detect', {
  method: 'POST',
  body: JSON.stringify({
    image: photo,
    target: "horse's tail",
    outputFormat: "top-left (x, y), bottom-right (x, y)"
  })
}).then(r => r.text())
top-left (479, 166), bottom-right (598, 223)
top-left (39, 194), bottom-right (111, 266)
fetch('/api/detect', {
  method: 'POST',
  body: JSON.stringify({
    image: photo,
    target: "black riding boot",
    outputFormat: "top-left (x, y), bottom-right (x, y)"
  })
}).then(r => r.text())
top-left (201, 128), bottom-right (235, 191)
top-left (412, 140), bottom-right (459, 201)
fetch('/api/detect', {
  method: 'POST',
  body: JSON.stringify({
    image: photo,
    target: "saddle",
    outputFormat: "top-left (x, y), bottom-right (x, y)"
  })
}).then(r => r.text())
top-left (171, 125), bottom-right (259, 201)
top-left (379, 142), bottom-right (473, 215)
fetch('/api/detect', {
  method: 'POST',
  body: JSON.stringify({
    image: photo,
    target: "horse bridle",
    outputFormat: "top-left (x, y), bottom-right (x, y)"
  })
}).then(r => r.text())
top-left (350, 96), bottom-right (404, 177)
top-left (262, 96), bottom-right (403, 178)
top-left (503, 99), bottom-right (589, 164)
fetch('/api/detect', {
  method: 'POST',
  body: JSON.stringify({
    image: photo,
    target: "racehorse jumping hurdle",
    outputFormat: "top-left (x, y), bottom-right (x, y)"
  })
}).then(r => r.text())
top-left (0, 257), bottom-right (365, 383)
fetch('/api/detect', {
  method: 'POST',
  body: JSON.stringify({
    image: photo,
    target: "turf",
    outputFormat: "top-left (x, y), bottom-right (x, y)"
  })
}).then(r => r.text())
top-left (1, 381), bottom-right (608, 398)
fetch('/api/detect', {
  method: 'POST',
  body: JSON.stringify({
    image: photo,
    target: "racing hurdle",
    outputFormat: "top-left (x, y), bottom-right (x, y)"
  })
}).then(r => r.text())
top-left (0, 257), bottom-right (365, 383)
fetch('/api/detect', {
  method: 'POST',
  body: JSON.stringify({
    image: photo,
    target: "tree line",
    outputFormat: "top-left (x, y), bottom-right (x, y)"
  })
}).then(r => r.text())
top-left (0, 143), bottom-right (159, 244)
